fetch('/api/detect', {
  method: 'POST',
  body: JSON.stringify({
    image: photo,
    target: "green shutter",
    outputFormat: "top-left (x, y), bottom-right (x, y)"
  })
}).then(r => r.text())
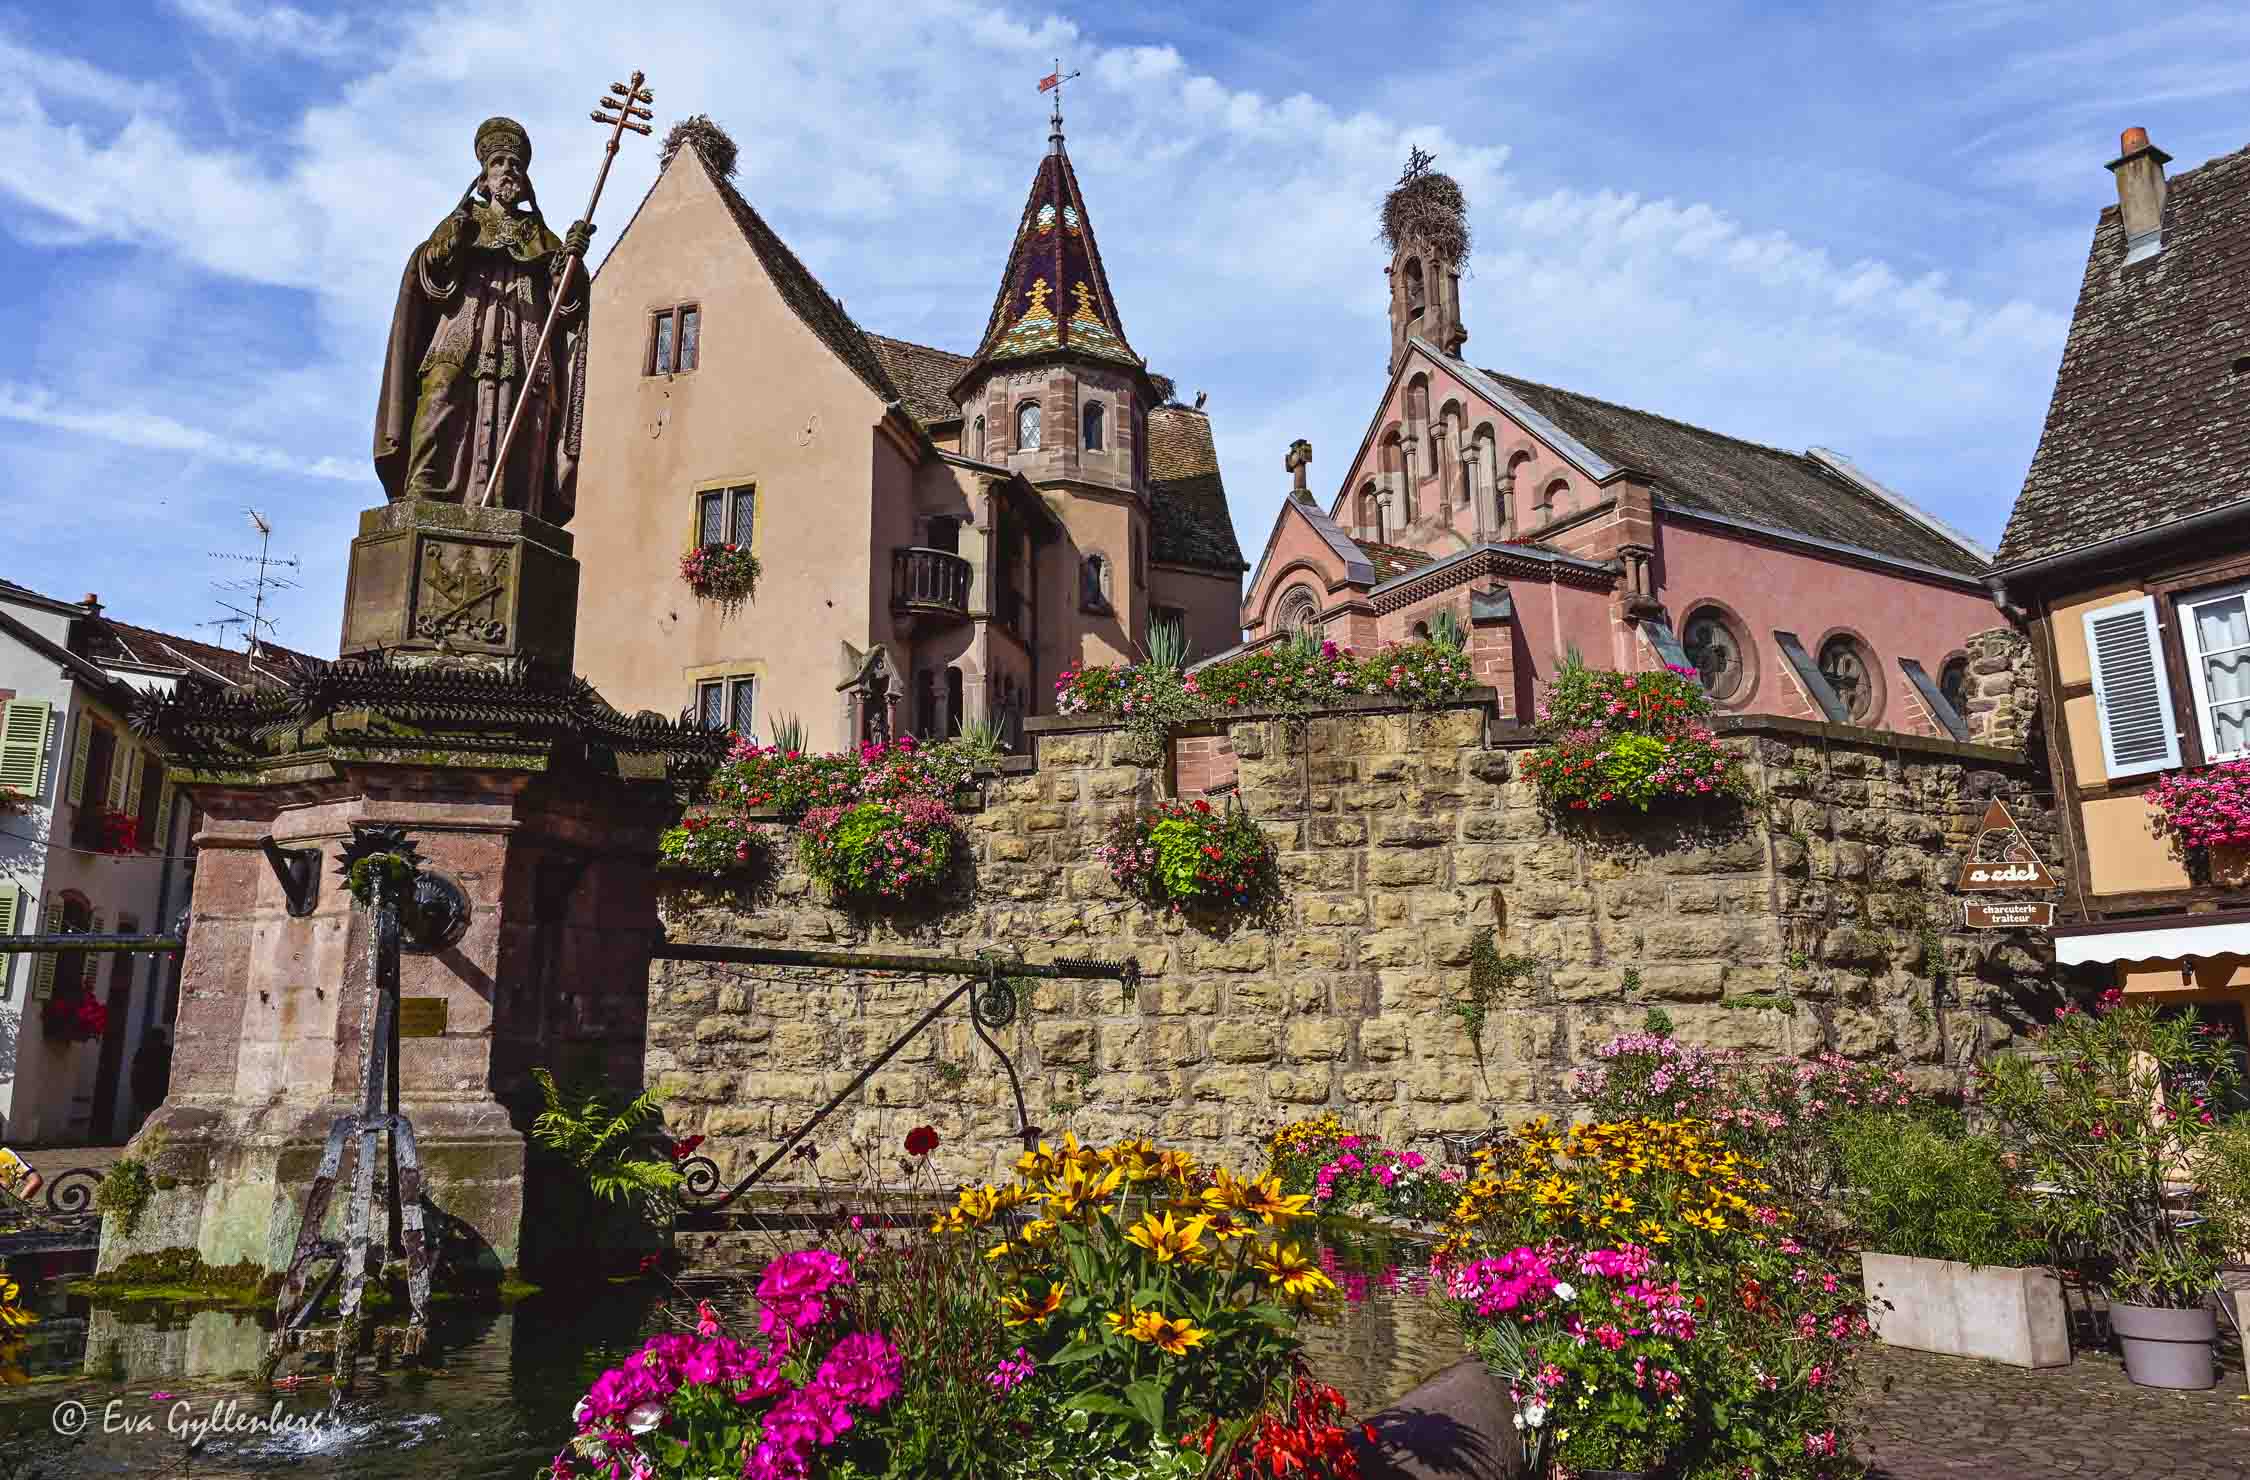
top-left (65, 714), bottom-right (91, 806)
top-left (110, 744), bottom-right (137, 810)
top-left (31, 902), bottom-right (61, 1000)
top-left (0, 883), bottom-right (16, 955)
top-left (0, 699), bottom-right (50, 796)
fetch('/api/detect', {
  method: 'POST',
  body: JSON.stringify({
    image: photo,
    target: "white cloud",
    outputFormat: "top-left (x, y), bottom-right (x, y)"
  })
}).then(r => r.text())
top-left (164, 0), bottom-right (353, 58)
top-left (0, 384), bottom-right (363, 482)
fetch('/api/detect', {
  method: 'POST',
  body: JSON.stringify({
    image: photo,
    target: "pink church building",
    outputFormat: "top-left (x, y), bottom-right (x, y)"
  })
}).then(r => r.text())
top-left (1237, 219), bottom-right (1999, 738)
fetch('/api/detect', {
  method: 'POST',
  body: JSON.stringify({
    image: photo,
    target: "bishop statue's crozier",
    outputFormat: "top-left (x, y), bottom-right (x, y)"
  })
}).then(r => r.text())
top-left (374, 116), bottom-right (594, 523)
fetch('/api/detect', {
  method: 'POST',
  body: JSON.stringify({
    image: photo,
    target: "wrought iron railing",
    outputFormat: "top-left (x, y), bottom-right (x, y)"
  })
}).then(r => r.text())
top-left (891, 547), bottom-right (972, 618)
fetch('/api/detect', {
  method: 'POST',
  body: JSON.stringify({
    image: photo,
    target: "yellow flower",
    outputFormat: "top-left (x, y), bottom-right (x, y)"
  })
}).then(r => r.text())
top-left (1126, 1309), bottom-right (1209, 1356)
top-left (1044, 1158), bottom-right (1125, 1221)
top-left (1124, 1208), bottom-right (1211, 1263)
top-left (1000, 1283), bottom-right (1065, 1327)
top-left (1019, 1217), bottom-right (1059, 1247)
top-left (1636, 1218), bottom-right (1672, 1246)
top-left (1531, 1177), bottom-right (1577, 1208)
top-left (1251, 1241), bottom-right (1337, 1302)
top-left (1203, 1209), bottom-right (1256, 1243)
top-left (1202, 1166), bottom-right (1259, 1215)
top-left (1600, 1190), bottom-right (1635, 1215)
top-left (1156, 1148), bottom-right (1199, 1184)
top-left (1242, 1174), bottom-right (1313, 1227)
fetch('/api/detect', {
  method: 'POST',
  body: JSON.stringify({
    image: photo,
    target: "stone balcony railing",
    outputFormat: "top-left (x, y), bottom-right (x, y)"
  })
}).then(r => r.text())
top-left (889, 546), bottom-right (972, 620)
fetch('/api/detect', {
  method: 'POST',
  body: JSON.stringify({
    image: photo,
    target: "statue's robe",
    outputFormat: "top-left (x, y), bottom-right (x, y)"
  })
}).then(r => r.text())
top-left (374, 199), bottom-right (583, 524)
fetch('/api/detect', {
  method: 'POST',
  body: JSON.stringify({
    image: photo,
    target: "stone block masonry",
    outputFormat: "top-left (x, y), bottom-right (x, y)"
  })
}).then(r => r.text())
top-left (648, 698), bottom-right (2060, 1188)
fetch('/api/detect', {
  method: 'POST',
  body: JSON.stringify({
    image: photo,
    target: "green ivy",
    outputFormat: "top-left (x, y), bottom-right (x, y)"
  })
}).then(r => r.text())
top-left (1455, 932), bottom-right (1537, 1083)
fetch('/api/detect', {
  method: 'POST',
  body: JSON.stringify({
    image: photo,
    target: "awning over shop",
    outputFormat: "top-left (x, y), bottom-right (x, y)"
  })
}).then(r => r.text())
top-left (2054, 916), bottom-right (2250, 966)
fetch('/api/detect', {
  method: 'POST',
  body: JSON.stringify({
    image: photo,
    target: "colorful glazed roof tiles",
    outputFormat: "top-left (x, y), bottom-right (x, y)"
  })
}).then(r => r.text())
top-left (963, 142), bottom-right (1144, 378)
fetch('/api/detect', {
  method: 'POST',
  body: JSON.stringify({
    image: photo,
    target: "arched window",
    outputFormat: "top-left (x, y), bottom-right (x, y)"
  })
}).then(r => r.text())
top-left (1082, 400), bottom-right (1105, 452)
top-left (1939, 654), bottom-right (1971, 716)
top-left (971, 416), bottom-right (985, 458)
top-left (1275, 585), bottom-right (1321, 634)
top-left (1680, 606), bottom-right (1748, 704)
top-left (1818, 633), bottom-right (1879, 723)
top-left (1540, 478), bottom-right (1569, 519)
top-left (1016, 399), bottom-right (1041, 452)
top-left (1081, 553), bottom-right (1112, 611)
top-left (1360, 482), bottom-right (1385, 544)
top-left (1403, 258), bottom-right (1426, 318)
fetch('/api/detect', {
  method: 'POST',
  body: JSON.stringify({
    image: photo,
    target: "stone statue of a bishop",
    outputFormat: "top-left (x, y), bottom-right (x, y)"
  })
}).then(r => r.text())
top-left (374, 116), bottom-right (594, 523)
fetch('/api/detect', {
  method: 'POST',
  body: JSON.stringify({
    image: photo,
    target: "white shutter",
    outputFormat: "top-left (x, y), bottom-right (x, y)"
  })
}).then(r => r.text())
top-left (0, 699), bottom-right (50, 796)
top-left (110, 745), bottom-right (137, 810)
top-left (2085, 595), bottom-right (2182, 778)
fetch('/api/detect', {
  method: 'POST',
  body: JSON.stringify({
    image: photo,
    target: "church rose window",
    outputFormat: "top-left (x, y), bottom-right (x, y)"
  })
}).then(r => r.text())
top-left (1818, 633), bottom-right (1879, 723)
top-left (1016, 399), bottom-right (1041, 451)
top-left (1681, 607), bottom-right (1747, 704)
top-left (1276, 586), bottom-right (1320, 635)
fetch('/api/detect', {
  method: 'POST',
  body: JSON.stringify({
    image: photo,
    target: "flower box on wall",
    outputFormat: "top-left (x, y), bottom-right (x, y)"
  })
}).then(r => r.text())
top-left (2210, 841), bottom-right (2250, 889)
top-left (1860, 1252), bottom-right (2069, 1368)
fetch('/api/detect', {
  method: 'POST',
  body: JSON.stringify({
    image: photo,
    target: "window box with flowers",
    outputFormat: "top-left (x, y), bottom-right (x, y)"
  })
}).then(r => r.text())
top-left (90, 808), bottom-right (141, 856)
top-left (679, 542), bottom-right (761, 613)
top-left (1521, 657), bottom-right (1750, 815)
top-left (2145, 759), bottom-right (2250, 886)
top-left (1097, 797), bottom-right (1281, 920)
top-left (42, 988), bottom-right (107, 1044)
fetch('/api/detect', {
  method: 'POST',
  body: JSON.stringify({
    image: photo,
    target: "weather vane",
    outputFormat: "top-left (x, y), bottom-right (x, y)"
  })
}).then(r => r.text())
top-left (1038, 58), bottom-right (1080, 139)
top-left (478, 71), bottom-right (654, 508)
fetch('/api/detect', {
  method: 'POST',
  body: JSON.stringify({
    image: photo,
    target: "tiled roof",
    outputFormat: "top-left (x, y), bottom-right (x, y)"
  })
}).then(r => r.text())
top-left (80, 617), bottom-right (309, 688)
top-left (962, 141), bottom-right (1143, 379)
top-left (1998, 143), bottom-right (2250, 569)
top-left (1356, 541), bottom-right (1436, 581)
top-left (1484, 371), bottom-right (1989, 578)
top-left (1147, 407), bottom-right (1246, 573)
top-left (698, 157), bottom-right (907, 410)
top-left (865, 334), bottom-right (970, 427)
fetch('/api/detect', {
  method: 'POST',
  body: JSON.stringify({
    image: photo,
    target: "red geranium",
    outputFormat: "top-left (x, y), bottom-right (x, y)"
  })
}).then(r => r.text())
top-left (904, 1125), bottom-right (938, 1158)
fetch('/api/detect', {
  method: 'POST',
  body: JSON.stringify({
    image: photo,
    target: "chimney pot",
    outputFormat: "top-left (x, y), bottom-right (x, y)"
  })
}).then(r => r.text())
top-left (2107, 126), bottom-right (2172, 262)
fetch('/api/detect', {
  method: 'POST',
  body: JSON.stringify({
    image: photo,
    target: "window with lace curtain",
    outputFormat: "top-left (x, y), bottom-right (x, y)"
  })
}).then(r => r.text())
top-left (2179, 579), bottom-right (2250, 761)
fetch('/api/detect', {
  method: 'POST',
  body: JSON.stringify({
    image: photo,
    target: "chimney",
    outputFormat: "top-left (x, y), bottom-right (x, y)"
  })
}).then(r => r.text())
top-left (81, 593), bottom-right (101, 612)
top-left (2108, 126), bottom-right (2171, 265)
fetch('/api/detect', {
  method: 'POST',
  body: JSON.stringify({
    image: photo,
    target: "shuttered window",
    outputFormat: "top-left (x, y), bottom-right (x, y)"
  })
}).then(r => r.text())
top-left (0, 885), bottom-right (18, 995)
top-left (31, 901), bottom-right (62, 1000)
top-left (0, 699), bottom-right (50, 798)
top-left (64, 712), bottom-right (92, 805)
top-left (2084, 595), bottom-right (2181, 778)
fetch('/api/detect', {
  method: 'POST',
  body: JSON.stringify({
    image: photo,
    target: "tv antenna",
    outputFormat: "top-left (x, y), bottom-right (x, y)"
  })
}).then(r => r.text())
top-left (202, 508), bottom-right (301, 656)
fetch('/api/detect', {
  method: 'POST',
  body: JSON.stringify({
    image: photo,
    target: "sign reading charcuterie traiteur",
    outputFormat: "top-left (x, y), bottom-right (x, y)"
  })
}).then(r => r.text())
top-left (1962, 900), bottom-right (2055, 930)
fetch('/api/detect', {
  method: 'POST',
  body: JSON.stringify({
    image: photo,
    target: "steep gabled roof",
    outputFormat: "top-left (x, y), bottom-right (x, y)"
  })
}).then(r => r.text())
top-left (1481, 369), bottom-right (1989, 578)
top-left (1998, 142), bottom-right (2250, 570)
top-left (659, 148), bottom-right (906, 411)
top-left (956, 136), bottom-right (1143, 388)
top-left (79, 618), bottom-right (309, 688)
top-left (1146, 406), bottom-right (1246, 573)
top-left (866, 334), bottom-right (971, 428)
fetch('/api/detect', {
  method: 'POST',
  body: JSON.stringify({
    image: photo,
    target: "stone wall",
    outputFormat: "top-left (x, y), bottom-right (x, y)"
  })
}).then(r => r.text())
top-left (1962, 626), bottom-right (2039, 751)
top-left (646, 700), bottom-right (2060, 1188)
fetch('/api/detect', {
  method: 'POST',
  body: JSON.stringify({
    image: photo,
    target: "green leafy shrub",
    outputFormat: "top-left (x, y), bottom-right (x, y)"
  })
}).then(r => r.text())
top-left (657, 809), bottom-right (771, 876)
top-left (1521, 655), bottom-right (1749, 814)
top-left (1832, 1109), bottom-right (2046, 1267)
top-left (1097, 798), bottom-right (1279, 915)
top-left (528, 1068), bottom-right (683, 1217)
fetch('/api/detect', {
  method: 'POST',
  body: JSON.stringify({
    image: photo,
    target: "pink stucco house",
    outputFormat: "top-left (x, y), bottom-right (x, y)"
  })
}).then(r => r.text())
top-left (1236, 214), bottom-right (1998, 738)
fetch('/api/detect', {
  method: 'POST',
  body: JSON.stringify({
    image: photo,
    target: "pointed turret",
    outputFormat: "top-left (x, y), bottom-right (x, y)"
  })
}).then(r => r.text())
top-left (953, 124), bottom-right (1144, 390)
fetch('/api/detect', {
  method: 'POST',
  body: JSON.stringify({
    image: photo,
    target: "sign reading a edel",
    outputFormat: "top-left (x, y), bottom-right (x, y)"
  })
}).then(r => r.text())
top-left (1954, 800), bottom-right (2057, 892)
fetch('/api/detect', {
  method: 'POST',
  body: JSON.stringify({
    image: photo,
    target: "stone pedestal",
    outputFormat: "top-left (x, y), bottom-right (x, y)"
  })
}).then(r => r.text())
top-left (112, 712), bottom-right (702, 1278)
top-left (340, 499), bottom-right (579, 673)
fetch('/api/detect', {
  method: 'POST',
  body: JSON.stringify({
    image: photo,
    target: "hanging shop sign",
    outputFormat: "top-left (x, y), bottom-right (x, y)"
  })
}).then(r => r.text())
top-left (1962, 900), bottom-right (2055, 930)
top-left (1954, 800), bottom-right (2057, 892)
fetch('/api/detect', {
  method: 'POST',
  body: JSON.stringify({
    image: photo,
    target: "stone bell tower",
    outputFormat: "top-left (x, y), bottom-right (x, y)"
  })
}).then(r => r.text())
top-left (1383, 149), bottom-right (1470, 375)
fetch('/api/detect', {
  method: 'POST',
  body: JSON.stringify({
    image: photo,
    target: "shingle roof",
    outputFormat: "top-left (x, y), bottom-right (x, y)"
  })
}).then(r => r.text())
top-left (1356, 541), bottom-right (1436, 581)
top-left (79, 617), bottom-right (309, 688)
top-left (865, 334), bottom-right (970, 428)
top-left (697, 157), bottom-right (907, 411)
top-left (1483, 371), bottom-right (1989, 577)
top-left (1997, 143), bottom-right (2250, 570)
top-left (1147, 407), bottom-right (1246, 573)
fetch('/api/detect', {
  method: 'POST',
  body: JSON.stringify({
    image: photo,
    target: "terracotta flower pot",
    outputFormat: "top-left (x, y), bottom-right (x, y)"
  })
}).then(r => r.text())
top-left (2110, 1300), bottom-right (2218, 1389)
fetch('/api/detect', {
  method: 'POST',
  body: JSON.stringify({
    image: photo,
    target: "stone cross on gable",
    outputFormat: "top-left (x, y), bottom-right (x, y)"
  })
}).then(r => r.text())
top-left (1285, 439), bottom-right (1313, 502)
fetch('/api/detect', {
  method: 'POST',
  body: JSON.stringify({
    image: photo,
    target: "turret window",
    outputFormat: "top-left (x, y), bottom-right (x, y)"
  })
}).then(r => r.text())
top-left (1016, 399), bottom-right (1042, 452)
top-left (1082, 400), bottom-right (1105, 451)
top-left (1081, 554), bottom-right (1113, 612)
top-left (972, 416), bottom-right (985, 458)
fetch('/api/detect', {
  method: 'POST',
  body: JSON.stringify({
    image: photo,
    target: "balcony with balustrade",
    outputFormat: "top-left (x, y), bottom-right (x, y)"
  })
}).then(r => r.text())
top-left (890, 547), bottom-right (973, 625)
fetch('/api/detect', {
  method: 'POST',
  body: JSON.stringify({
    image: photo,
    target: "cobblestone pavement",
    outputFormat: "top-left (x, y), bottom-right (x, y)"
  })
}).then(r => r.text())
top-left (1856, 1344), bottom-right (2250, 1479)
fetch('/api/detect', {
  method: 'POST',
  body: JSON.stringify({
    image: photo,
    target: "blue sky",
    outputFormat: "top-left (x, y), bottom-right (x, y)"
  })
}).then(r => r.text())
top-left (2, 0), bottom-right (2246, 658)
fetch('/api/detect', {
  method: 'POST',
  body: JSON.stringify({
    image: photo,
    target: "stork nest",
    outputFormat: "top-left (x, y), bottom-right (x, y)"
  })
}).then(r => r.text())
top-left (1380, 147), bottom-right (1470, 267)
top-left (662, 115), bottom-right (739, 180)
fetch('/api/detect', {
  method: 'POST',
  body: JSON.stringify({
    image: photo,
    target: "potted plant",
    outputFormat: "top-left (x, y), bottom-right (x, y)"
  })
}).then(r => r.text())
top-left (1979, 993), bottom-right (2240, 1389)
top-left (797, 795), bottom-right (959, 907)
top-left (1520, 657), bottom-right (1749, 815)
top-left (42, 988), bottom-right (108, 1044)
top-left (2145, 760), bottom-right (2250, 885)
top-left (1833, 1108), bottom-right (2067, 1368)
top-left (1096, 796), bottom-right (1281, 919)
